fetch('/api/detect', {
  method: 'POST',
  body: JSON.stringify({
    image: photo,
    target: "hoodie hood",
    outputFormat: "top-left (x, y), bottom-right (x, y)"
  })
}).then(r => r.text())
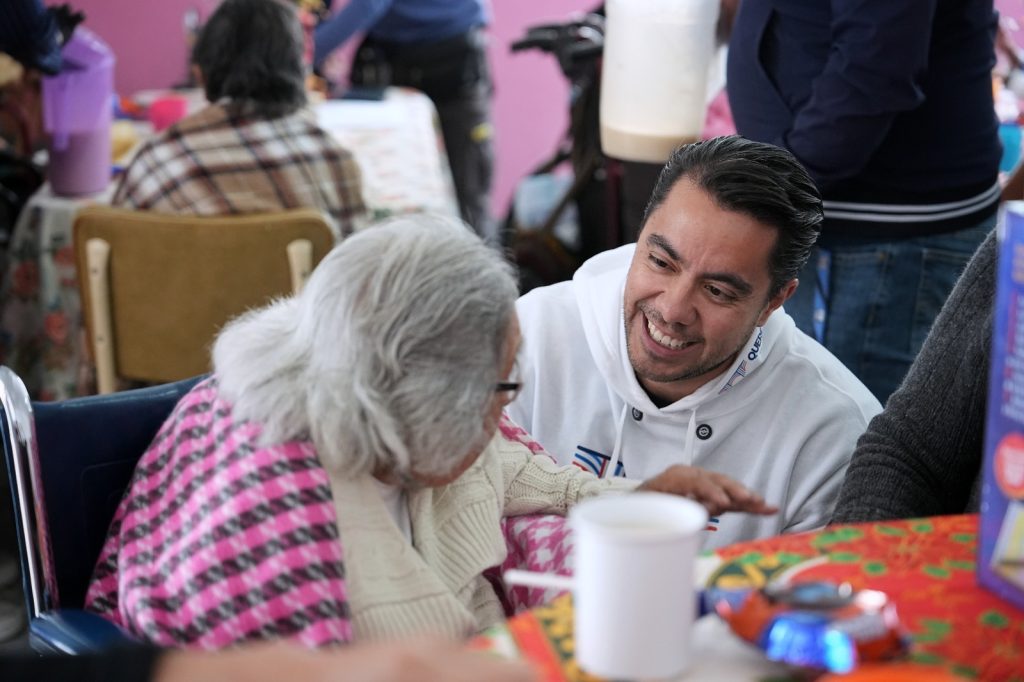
top-left (572, 244), bottom-right (783, 416)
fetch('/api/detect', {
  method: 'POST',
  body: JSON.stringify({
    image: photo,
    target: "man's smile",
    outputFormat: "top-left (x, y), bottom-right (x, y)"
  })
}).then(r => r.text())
top-left (639, 308), bottom-right (701, 356)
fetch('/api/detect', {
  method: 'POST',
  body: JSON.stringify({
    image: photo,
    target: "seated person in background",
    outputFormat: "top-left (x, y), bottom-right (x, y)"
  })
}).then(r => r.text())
top-left (112, 0), bottom-right (366, 239)
top-left (831, 229), bottom-right (996, 523)
top-left (506, 136), bottom-right (882, 549)
top-left (85, 215), bottom-right (772, 647)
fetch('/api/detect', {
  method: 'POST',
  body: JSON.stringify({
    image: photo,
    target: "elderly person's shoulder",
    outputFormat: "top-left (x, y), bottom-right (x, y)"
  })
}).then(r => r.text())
top-left (155, 374), bottom-right (316, 463)
top-left (121, 103), bottom-right (235, 168)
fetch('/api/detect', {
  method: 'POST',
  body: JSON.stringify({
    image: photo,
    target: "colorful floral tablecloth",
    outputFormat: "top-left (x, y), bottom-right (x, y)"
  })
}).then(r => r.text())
top-left (0, 185), bottom-right (105, 400)
top-left (475, 515), bottom-right (1024, 681)
top-left (0, 88), bottom-right (456, 400)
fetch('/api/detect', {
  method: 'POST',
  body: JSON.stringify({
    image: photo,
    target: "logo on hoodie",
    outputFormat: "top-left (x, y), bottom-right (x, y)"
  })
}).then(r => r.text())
top-left (719, 328), bottom-right (765, 395)
top-left (573, 445), bottom-right (626, 478)
top-left (747, 328), bottom-right (763, 361)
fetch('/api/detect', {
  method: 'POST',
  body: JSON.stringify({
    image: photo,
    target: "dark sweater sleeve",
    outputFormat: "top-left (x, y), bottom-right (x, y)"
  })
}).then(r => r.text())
top-left (782, 0), bottom-right (937, 191)
top-left (0, 645), bottom-right (162, 682)
top-left (0, 0), bottom-right (62, 74)
top-left (831, 230), bottom-right (995, 523)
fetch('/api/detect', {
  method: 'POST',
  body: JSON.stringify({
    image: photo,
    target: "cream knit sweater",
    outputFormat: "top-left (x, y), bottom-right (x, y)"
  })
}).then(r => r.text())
top-left (327, 431), bottom-right (638, 640)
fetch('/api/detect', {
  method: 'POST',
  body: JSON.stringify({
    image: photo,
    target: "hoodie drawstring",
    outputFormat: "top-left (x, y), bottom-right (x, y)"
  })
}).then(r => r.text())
top-left (604, 403), bottom-right (629, 479)
top-left (682, 410), bottom-right (697, 466)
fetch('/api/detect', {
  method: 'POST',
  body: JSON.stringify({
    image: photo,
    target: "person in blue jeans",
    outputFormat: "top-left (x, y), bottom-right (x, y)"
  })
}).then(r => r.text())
top-left (312, 0), bottom-right (494, 235)
top-left (723, 0), bottom-right (1001, 404)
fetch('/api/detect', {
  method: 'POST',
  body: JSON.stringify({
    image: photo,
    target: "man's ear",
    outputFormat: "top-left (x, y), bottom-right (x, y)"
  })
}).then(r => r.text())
top-left (756, 278), bottom-right (798, 326)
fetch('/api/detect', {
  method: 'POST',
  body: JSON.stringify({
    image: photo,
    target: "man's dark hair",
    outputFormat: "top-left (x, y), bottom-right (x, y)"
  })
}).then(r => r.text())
top-left (641, 135), bottom-right (824, 297)
top-left (191, 0), bottom-right (306, 118)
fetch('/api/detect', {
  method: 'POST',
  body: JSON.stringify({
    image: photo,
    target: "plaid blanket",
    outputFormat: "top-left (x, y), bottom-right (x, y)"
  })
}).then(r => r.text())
top-left (112, 102), bottom-right (366, 239)
top-left (85, 378), bottom-right (352, 649)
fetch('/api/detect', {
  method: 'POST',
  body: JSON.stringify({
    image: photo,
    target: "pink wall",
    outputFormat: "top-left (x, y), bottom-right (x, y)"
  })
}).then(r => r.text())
top-left (70, 0), bottom-right (219, 94)
top-left (489, 1), bottom-right (595, 216)
top-left (1000, 0), bottom-right (1024, 25)
top-left (1000, 0), bottom-right (1024, 47)
top-left (66, 0), bottom-right (593, 220)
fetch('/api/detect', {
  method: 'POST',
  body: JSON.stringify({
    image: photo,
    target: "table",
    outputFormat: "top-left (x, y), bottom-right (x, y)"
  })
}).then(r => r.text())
top-left (0, 88), bottom-right (457, 400)
top-left (475, 515), bottom-right (1024, 681)
top-left (316, 88), bottom-right (459, 220)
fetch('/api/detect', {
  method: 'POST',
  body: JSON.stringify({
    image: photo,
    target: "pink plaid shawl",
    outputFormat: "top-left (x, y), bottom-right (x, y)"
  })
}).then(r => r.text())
top-left (85, 378), bottom-right (352, 649)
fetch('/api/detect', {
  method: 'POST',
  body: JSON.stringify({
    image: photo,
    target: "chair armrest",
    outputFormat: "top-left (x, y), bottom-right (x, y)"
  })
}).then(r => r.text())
top-left (29, 609), bottom-right (136, 654)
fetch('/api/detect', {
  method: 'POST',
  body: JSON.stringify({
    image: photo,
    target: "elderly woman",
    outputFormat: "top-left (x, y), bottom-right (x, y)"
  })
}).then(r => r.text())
top-left (86, 217), bottom-right (771, 649)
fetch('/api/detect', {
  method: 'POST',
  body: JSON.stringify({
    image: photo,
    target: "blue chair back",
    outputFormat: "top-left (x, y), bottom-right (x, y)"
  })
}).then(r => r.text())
top-left (1, 368), bottom-right (203, 652)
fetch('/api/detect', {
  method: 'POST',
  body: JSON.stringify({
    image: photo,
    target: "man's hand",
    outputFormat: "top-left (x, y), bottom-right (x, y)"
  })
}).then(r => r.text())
top-left (636, 464), bottom-right (778, 517)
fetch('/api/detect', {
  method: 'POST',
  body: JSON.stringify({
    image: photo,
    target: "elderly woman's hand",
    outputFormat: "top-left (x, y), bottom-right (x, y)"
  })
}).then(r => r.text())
top-left (636, 465), bottom-right (779, 518)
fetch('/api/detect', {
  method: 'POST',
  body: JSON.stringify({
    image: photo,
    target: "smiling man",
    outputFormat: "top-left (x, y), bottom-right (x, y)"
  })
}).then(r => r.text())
top-left (506, 136), bottom-right (881, 547)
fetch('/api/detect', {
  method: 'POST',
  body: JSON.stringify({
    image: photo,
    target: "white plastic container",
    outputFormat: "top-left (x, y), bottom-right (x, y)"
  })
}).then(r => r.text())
top-left (600, 0), bottom-right (719, 163)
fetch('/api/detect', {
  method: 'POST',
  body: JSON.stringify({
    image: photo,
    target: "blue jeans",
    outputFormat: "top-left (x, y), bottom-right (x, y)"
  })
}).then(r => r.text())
top-left (787, 216), bottom-right (996, 404)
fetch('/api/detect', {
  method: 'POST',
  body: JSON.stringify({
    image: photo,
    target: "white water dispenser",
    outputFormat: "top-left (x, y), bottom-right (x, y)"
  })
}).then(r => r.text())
top-left (600, 0), bottom-right (719, 163)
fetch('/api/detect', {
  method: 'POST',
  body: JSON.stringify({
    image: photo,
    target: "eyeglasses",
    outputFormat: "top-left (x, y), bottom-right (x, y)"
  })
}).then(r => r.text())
top-left (494, 362), bottom-right (523, 401)
top-left (494, 380), bottom-right (522, 397)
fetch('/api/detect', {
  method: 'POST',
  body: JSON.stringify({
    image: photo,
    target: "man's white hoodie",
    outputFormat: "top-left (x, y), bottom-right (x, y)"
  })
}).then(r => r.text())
top-left (507, 244), bottom-right (882, 550)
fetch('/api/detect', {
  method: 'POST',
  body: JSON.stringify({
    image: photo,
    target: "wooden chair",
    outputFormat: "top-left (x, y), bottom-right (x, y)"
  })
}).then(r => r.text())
top-left (73, 207), bottom-right (335, 394)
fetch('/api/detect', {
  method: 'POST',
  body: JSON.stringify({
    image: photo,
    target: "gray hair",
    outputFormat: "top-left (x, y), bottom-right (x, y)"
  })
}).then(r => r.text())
top-left (213, 215), bottom-right (519, 479)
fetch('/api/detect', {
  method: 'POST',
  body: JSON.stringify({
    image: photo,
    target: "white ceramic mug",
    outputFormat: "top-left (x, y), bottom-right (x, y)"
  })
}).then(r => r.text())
top-left (507, 492), bottom-right (708, 680)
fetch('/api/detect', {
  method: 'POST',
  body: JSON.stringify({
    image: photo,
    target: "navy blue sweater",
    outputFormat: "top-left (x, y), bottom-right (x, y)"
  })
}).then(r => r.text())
top-left (0, 0), bottom-right (62, 74)
top-left (314, 0), bottom-right (488, 68)
top-left (727, 0), bottom-right (1002, 239)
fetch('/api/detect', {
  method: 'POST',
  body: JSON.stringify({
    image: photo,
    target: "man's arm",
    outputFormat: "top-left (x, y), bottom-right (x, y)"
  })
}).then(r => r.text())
top-left (495, 424), bottom-right (776, 518)
top-left (313, 0), bottom-right (395, 68)
top-left (832, 232), bottom-right (994, 523)
top-left (782, 462), bottom-right (848, 534)
top-left (778, 0), bottom-right (937, 191)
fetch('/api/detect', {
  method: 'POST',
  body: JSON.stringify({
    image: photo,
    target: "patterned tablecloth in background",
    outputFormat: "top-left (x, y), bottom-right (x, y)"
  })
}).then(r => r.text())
top-left (474, 515), bottom-right (1024, 682)
top-left (316, 88), bottom-right (458, 221)
top-left (0, 88), bottom-right (457, 400)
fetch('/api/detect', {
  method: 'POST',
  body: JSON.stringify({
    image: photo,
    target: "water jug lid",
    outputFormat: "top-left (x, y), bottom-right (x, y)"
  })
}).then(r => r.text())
top-left (61, 26), bottom-right (115, 72)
